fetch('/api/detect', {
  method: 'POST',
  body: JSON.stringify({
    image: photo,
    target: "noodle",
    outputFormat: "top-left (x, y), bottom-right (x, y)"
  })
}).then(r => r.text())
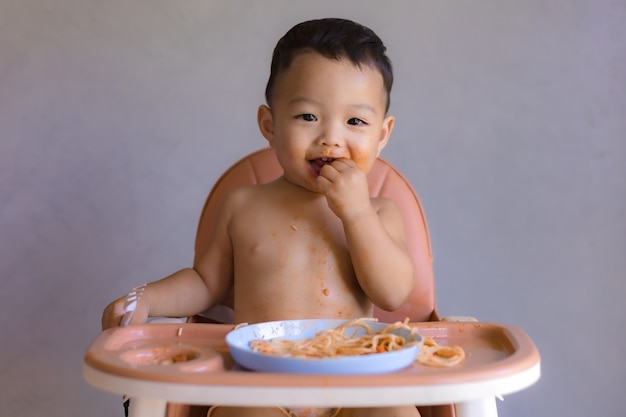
top-left (249, 318), bottom-right (465, 368)
top-left (416, 337), bottom-right (465, 367)
top-left (249, 318), bottom-right (419, 358)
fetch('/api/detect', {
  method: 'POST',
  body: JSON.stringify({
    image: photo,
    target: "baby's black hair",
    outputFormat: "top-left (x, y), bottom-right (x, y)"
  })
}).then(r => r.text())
top-left (265, 18), bottom-right (393, 112)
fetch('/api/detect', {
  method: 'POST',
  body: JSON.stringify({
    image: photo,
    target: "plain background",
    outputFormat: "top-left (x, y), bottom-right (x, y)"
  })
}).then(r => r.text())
top-left (1, 1), bottom-right (625, 416)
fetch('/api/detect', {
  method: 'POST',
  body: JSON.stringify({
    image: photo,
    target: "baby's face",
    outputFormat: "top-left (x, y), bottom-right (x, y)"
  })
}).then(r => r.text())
top-left (261, 52), bottom-right (394, 193)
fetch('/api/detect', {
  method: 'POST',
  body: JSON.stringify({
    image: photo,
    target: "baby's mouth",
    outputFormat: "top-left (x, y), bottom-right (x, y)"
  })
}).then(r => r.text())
top-left (309, 157), bottom-right (336, 176)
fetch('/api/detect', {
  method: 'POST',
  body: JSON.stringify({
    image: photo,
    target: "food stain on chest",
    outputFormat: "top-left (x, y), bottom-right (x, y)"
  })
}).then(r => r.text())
top-left (315, 245), bottom-right (333, 298)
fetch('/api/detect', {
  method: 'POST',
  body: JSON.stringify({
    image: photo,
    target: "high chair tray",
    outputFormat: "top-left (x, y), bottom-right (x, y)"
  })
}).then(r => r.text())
top-left (83, 321), bottom-right (540, 407)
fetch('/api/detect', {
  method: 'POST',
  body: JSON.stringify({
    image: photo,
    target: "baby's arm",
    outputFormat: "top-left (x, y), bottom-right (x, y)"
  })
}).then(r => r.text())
top-left (317, 159), bottom-right (414, 311)
top-left (101, 270), bottom-right (207, 330)
top-left (101, 196), bottom-right (235, 330)
top-left (342, 199), bottom-right (414, 310)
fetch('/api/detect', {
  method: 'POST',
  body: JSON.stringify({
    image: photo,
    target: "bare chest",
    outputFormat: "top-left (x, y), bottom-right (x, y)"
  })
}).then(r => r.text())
top-left (228, 204), bottom-right (370, 322)
top-left (231, 211), bottom-right (349, 281)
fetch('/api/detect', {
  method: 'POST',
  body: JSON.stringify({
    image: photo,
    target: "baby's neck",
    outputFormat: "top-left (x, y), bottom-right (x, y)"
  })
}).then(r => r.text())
top-left (275, 175), bottom-right (324, 198)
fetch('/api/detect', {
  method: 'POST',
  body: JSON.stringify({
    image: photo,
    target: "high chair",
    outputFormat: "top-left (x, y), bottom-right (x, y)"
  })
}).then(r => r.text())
top-left (165, 147), bottom-right (455, 417)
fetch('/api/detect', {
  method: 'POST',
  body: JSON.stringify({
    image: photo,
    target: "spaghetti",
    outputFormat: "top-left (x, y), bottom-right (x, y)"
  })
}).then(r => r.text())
top-left (417, 337), bottom-right (465, 367)
top-left (249, 318), bottom-right (419, 358)
top-left (249, 317), bottom-right (466, 368)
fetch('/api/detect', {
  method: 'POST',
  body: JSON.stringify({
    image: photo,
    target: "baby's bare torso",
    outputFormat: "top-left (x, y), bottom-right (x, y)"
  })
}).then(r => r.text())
top-left (226, 179), bottom-right (373, 324)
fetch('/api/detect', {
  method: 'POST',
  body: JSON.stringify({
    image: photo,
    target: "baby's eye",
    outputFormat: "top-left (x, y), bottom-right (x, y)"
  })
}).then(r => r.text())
top-left (297, 114), bottom-right (317, 122)
top-left (347, 118), bottom-right (367, 126)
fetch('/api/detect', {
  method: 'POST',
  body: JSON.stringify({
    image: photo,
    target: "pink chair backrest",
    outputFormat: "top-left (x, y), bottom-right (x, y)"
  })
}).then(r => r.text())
top-left (194, 148), bottom-right (438, 322)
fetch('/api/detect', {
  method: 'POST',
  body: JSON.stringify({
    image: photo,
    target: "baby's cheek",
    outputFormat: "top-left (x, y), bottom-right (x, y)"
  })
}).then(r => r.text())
top-left (350, 152), bottom-right (372, 171)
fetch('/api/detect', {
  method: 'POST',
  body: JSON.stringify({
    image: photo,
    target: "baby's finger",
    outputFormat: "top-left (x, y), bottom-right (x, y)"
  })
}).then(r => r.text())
top-left (315, 173), bottom-right (333, 194)
top-left (328, 158), bottom-right (356, 172)
top-left (318, 163), bottom-right (339, 183)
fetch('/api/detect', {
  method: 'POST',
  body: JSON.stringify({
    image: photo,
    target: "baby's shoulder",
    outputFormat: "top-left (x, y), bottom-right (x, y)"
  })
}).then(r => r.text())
top-left (221, 182), bottom-right (275, 210)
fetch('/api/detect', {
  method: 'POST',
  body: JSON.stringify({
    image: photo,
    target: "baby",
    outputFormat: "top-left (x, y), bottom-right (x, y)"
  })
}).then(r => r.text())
top-left (102, 18), bottom-right (420, 417)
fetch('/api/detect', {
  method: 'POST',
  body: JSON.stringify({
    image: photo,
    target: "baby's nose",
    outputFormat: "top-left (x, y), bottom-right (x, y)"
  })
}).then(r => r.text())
top-left (317, 125), bottom-right (343, 147)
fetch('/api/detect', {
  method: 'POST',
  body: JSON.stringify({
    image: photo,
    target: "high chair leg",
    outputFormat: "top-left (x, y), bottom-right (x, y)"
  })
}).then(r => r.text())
top-left (454, 397), bottom-right (498, 417)
top-left (127, 397), bottom-right (168, 417)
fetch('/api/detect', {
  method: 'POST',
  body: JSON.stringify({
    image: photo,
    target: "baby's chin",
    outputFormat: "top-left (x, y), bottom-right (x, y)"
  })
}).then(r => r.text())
top-left (281, 174), bottom-right (323, 194)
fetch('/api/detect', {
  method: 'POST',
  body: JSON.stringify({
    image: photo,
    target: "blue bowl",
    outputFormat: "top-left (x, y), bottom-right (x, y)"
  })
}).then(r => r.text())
top-left (226, 319), bottom-right (422, 375)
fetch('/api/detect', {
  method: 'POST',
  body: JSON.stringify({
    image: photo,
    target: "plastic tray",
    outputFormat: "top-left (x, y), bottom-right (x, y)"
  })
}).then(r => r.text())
top-left (84, 321), bottom-right (539, 387)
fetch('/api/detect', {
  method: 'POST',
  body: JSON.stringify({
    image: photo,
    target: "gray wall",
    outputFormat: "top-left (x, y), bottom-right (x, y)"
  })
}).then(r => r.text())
top-left (1, 1), bottom-right (624, 416)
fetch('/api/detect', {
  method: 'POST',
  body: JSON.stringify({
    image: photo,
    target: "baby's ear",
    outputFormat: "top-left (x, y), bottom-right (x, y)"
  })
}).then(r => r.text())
top-left (257, 105), bottom-right (275, 146)
top-left (377, 114), bottom-right (395, 156)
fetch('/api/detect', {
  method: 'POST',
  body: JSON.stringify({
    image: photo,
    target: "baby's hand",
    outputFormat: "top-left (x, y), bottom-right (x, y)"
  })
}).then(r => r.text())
top-left (316, 159), bottom-right (372, 220)
top-left (101, 294), bottom-right (150, 330)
